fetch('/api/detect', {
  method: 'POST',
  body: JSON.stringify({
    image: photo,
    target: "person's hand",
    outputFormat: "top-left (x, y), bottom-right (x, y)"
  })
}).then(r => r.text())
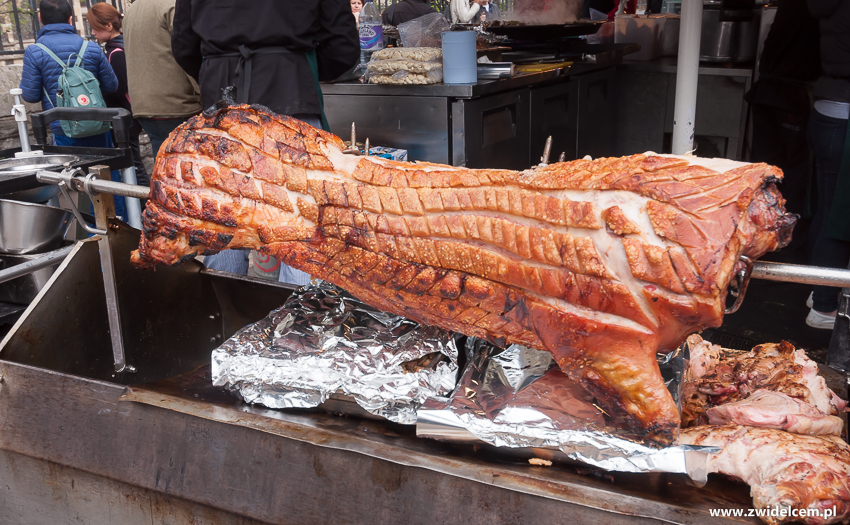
top-left (479, 11), bottom-right (486, 21)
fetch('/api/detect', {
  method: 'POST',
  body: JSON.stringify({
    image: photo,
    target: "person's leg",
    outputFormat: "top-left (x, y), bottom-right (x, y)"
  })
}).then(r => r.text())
top-left (203, 249), bottom-right (250, 275)
top-left (138, 118), bottom-right (191, 159)
top-left (807, 110), bottom-right (848, 316)
top-left (274, 113), bottom-right (322, 287)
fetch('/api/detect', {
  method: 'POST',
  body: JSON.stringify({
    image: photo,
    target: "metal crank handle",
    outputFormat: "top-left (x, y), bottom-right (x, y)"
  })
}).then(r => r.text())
top-left (37, 168), bottom-right (151, 200)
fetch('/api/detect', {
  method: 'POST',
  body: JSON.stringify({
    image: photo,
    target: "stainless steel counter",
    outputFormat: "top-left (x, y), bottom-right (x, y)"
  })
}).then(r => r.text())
top-left (614, 57), bottom-right (754, 160)
top-left (322, 61), bottom-right (619, 168)
top-left (620, 57), bottom-right (754, 79)
top-left (322, 62), bottom-right (610, 99)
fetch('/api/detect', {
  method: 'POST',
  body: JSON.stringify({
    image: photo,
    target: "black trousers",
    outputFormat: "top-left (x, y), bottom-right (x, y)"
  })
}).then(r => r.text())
top-left (807, 109), bottom-right (850, 312)
top-left (750, 103), bottom-right (811, 218)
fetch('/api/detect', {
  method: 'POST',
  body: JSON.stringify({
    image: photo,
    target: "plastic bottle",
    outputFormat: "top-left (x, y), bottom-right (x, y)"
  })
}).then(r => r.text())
top-left (359, 0), bottom-right (384, 70)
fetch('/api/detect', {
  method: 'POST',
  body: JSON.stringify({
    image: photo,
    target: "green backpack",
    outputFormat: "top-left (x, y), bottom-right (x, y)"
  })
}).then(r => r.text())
top-left (36, 40), bottom-right (111, 138)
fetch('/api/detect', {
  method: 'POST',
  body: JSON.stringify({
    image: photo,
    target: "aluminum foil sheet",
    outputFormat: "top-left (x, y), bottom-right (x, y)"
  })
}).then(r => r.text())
top-left (211, 282), bottom-right (458, 424)
top-left (417, 340), bottom-right (719, 484)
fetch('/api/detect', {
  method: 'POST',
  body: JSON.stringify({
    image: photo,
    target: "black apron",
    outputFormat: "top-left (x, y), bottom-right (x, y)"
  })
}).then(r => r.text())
top-left (206, 45), bottom-right (330, 131)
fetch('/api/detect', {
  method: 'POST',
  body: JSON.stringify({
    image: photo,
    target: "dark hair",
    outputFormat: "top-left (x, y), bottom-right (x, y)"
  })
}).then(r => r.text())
top-left (87, 3), bottom-right (122, 32)
top-left (39, 0), bottom-right (73, 25)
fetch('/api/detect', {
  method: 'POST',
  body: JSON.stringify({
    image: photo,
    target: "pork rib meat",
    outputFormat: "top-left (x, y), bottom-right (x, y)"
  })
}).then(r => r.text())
top-left (682, 335), bottom-right (847, 435)
top-left (132, 105), bottom-right (795, 445)
top-left (679, 425), bottom-right (850, 525)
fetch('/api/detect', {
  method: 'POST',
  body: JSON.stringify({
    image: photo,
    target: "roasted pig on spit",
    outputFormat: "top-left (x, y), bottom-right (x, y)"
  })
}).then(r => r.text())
top-left (679, 425), bottom-right (850, 525)
top-left (682, 335), bottom-right (847, 436)
top-left (132, 104), bottom-right (796, 445)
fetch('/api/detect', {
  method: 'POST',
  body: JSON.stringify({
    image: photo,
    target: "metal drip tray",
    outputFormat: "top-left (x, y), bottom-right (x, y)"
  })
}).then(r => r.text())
top-left (0, 154), bottom-right (80, 178)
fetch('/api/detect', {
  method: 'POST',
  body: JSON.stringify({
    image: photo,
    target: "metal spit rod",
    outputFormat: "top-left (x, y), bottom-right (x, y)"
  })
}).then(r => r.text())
top-left (750, 261), bottom-right (850, 288)
top-left (0, 245), bottom-right (74, 286)
top-left (37, 168), bottom-right (151, 200)
top-left (35, 168), bottom-right (850, 291)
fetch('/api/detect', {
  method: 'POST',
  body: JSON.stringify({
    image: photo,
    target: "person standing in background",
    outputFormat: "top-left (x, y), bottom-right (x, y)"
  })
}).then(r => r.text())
top-left (87, 3), bottom-right (149, 188)
top-left (20, 0), bottom-right (124, 215)
top-left (20, 0), bottom-right (119, 145)
top-left (747, 0), bottom-right (820, 245)
top-left (124, 0), bottom-right (202, 159)
top-left (381, 0), bottom-right (437, 26)
top-left (805, 0), bottom-right (850, 330)
top-left (351, 0), bottom-right (363, 24)
top-left (451, 0), bottom-right (480, 23)
top-left (478, 0), bottom-right (500, 21)
top-left (170, 0), bottom-right (359, 286)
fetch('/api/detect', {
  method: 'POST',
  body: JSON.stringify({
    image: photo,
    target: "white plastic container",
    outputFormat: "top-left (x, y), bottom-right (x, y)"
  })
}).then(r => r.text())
top-left (615, 14), bottom-right (666, 61)
top-left (441, 31), bottom-right (477, 85)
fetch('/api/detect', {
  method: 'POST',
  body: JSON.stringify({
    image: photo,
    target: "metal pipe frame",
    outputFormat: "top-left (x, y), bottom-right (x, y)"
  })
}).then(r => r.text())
top-left (671, 0), bottom-right (704, 154)
top-left (752, 261), bottom-right (850, 289)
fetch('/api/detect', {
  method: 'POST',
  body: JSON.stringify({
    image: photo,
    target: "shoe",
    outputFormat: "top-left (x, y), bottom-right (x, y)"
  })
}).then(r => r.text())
top-left (806, 292), bottom-right (813, 309)
top-left (806, 308), bottom-right (836, 330)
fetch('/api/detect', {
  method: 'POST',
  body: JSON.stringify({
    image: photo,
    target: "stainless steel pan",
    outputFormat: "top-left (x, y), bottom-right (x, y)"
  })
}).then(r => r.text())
top-left (0, 199), bottom-right (73, 254)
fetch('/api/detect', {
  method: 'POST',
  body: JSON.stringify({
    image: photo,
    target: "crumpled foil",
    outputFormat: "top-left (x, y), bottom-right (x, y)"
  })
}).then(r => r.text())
top-left (417, 340), bottom-right (718, 484)
top-left (211, 282), bottom-right (458, 424)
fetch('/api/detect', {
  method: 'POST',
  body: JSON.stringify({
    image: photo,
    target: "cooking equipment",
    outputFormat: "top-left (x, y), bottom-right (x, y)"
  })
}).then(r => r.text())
top-left (477, 62), bottom-right (516, 80)
top-left (0, 199), bottom-right (73, 255)
top-left (4, 163), bottom-right (850, 524)
top-left (0, 154), bottom-right (81, 177)
top-left (482, 20), bottom-right (604, 41)
top-left (700, 0), bottom-right (761, 63)
top-left (0, 107), bottom-right (143, 228)
top-left (0, 105), bottom-right (135, 204)
top-left (0, 154), bottom-right (80, 202)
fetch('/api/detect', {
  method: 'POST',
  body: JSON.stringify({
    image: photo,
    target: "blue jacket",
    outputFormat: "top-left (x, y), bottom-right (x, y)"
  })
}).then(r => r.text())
top-left (20, 24), bottom-right (119, 136)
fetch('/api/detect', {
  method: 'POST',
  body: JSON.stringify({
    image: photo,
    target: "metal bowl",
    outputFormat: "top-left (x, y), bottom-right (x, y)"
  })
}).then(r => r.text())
top-left (0, 154), bottom-right (79, 177)
top-left (0, 199), bottom-right (73, 255)
top-left (1, 184), bottom-right (61, 203)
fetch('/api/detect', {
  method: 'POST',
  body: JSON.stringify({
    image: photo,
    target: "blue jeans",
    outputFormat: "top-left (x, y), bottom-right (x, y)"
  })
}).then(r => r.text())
top-left (53, 132), bottom-right (127, 220)
top-left (201, 114), bottom-right (321, 287)
top-left (807, 109), bottom-right (850, 312)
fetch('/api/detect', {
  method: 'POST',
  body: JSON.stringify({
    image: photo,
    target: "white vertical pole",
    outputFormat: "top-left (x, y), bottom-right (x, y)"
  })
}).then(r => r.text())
top-left (671, 0), bottom-right (704, 154)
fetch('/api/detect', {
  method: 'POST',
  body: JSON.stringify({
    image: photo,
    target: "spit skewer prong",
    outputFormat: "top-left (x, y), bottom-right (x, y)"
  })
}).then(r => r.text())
top-left (343, 122), bottom-right (361, 155)
top-left (539, 136), bottom-right (553, 166)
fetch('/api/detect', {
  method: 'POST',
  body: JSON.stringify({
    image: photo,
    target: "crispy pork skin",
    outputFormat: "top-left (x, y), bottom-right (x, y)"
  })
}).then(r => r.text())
top-left (131, 104), bottom-right (796, 445)
top-left (679, 425), bottom-right (850, 525)
top-left (682, 336), bottom-right (847, 434)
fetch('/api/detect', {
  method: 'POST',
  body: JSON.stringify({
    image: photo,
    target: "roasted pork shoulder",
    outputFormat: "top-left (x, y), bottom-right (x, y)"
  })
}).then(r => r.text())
top-left (132, 104), bottom-right (796, 445)
top-left (679, 425), bottom-right (850, 525)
